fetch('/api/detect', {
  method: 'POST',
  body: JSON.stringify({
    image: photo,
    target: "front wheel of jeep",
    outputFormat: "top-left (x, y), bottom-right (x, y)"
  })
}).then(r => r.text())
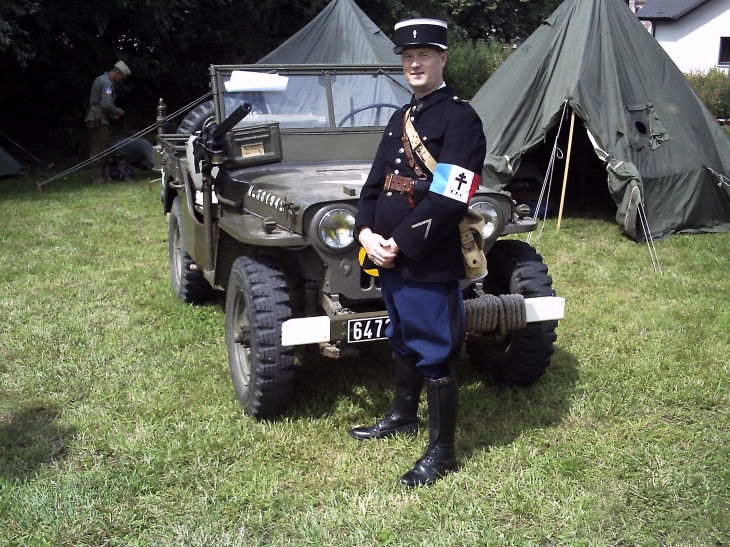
top-left (226, 254), bottom-right (295, 417)
top-left (466, 240), bottom-right (558, 386)
top-left (169, 196), bottom-right (211, 303)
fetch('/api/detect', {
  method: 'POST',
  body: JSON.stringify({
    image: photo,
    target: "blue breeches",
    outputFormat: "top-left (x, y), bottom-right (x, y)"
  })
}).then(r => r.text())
top-left (379, 269), bottom-right (465, 380)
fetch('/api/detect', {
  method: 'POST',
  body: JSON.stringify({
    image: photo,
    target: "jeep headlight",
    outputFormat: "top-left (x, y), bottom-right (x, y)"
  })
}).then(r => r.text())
top-left (318, 208), bottom-right (355, 249)
top-left (469, 200), bottom-right (500, 239)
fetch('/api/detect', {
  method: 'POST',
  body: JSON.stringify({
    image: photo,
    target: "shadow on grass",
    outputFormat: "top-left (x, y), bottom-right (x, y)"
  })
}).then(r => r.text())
top-left (287, 341), bottom-right (396, 421)
top-left (0, 404), bottom-right (77, 482)
top-left (288, 343), bottom-right (579, 457)
top-left (456, 347), bottom-right (579, 460)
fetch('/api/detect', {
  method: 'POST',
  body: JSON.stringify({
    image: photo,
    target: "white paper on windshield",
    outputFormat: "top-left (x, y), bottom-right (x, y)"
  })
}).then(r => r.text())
top-left (225, 71), bottom-right (289, 92)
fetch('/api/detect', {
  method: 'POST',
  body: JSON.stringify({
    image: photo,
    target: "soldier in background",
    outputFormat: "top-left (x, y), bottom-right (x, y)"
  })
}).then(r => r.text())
top-left (352, 19), bottom-right (487, 487)
top-left (85, 61), bottom-right (131, 184)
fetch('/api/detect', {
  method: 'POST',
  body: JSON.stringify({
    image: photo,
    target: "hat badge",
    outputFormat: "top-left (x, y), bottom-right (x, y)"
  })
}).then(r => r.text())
top-left (413, 29), bottom-right (417, 38)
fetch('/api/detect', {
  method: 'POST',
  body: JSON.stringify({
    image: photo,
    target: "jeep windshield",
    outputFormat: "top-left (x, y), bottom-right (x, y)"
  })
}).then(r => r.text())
top-left (221, 69), bottom-right (412, 129)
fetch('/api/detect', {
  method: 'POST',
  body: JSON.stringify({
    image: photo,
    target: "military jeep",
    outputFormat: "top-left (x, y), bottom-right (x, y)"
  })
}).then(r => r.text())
top-left (156, 64), bottom-right (564, 418)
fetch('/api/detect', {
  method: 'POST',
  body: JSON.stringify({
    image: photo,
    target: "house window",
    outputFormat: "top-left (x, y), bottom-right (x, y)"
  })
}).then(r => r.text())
top-left (719, 37), bottom-right (730, 65)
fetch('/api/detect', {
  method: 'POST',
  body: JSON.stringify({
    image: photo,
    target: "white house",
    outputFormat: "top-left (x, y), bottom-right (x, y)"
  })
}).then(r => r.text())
top-left (637, 0), bottom-right (730, 72)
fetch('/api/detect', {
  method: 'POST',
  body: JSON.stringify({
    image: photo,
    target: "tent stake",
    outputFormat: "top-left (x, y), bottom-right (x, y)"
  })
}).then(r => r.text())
top-left (557, 110), bottom-right (575, 231)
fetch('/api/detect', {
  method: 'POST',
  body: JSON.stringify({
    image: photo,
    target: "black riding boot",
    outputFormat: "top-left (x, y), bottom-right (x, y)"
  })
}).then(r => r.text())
top-left (400, 373), bottom-right (458, 487)
top-left (349, 355), bottom-right (424, 440)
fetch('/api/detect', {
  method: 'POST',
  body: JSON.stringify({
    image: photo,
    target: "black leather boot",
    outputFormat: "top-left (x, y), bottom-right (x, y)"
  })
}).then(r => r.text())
top-left (400, 373), bottom-right (458, 487)
top-left (350, 355), bottom-right (424, 440)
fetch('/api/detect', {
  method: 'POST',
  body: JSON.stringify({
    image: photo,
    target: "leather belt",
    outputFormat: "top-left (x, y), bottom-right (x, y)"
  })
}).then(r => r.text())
top-left (384, 173), bottom-right (416, 208)
top-left (384, 173), bottom-right (414, 192)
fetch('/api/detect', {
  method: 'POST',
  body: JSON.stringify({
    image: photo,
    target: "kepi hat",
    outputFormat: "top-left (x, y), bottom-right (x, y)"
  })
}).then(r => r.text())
top-left (393, 19), bottom-right (448, 55)
top-left (114, 60), bottom-right (131, 77)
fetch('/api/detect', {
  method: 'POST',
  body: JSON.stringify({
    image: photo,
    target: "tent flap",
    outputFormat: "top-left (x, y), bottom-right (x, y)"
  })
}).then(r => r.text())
top-left (482, 155), bottom-right (515, 190)
top-left (607, 159), bottom-right (643, 239)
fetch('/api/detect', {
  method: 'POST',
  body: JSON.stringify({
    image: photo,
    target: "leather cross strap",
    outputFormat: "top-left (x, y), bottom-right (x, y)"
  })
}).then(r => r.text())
top-left (401, 108), bottom-right (429, 181)
top-left (403, 108), bottom-right (438, 175)
top-left (384, 173), bottom-right (416, 208)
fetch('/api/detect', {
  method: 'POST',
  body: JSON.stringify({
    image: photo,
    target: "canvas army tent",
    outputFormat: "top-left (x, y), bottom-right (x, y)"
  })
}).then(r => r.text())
top-left (0, 145), bottom-right (25, 177)
top-left (258, 0), bottom-right (398, 64)
top-left (470, 0), bottom-right (730, 240)
top-left (255, 0), bottom-right (409, 128)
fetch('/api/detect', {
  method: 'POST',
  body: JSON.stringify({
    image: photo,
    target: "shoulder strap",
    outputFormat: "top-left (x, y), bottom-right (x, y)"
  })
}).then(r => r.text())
top-left (402, 108), bottom-right (437, 175)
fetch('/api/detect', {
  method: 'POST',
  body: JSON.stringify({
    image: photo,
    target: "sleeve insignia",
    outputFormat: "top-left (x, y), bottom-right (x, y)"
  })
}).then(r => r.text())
top-left (429, 164), bottom-right (481, 203)
top-left (411, 218), bottom-right (432, 239)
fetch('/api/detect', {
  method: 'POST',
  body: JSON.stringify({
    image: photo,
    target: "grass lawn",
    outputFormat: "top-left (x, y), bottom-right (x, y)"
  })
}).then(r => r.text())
top-left (1, 171), bottom-right (728, 546)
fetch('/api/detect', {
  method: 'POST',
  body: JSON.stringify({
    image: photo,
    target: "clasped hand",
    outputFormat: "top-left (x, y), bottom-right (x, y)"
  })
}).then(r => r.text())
top-left (359, 228), bottom-right (399, 268)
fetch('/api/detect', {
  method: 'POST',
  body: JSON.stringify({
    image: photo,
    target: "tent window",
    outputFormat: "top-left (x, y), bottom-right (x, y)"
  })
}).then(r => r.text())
top-left (719, 37), bottom-right (730, 65)
top-left (625, 104), bottom-right (669, 151)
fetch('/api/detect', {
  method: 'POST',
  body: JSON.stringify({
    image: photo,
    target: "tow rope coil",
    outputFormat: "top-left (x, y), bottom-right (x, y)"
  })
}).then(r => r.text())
top-left (464, 294), bottom-right (526, 336)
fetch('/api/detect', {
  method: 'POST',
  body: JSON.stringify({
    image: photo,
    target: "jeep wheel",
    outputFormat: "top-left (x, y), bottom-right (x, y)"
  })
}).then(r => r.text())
top-left (169, 197), bottom-right (211, 303)
top-left (466, 240), bottom-right (557, 386)
top-left (177, 101), bottom-right (216, 134)
top-left (226, 254), bottom-right (295, 417)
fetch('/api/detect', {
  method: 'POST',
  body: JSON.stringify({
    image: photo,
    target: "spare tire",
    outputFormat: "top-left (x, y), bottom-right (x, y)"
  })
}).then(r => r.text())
top-left (177, 97), bottom-right (250, 134)
top-left (466, 240), bottom-right (557, 387)
top-left (177, 101), bottom-right (216, 134)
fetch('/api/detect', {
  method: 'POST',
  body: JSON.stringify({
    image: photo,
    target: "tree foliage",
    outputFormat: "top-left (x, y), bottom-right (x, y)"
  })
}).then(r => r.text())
top-left (686, 68), bottom-right (730, 119)
top-left (0, 1), bottom-right (40, 67)
top-left (445, 39), bottom-right (512, 99)
top-left (0, 0), bottom-right (560, 149)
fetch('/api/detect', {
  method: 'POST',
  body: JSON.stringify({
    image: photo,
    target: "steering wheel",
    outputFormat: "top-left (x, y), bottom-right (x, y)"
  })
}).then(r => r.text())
top-left (337, 103), bottom-right (400, 127)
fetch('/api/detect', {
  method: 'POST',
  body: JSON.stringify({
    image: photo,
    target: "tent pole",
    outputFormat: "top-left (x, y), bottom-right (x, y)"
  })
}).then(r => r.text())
top-left (557, 110), bottom-right (576, 231)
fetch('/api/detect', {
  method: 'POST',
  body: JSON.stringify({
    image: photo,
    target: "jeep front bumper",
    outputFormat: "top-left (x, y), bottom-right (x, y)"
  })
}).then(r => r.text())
top-left (281, 296), bottom-right (565, 346)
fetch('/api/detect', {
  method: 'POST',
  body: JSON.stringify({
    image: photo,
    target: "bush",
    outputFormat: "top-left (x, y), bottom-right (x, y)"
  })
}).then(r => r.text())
top-left (444, 39), bottom-right (512, 100)
top-left (685, 68), bottom-right (730, 119)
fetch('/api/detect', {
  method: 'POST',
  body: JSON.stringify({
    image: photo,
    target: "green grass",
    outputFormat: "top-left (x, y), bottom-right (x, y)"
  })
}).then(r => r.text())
top-left (1, 172), bottom-right (729, 546)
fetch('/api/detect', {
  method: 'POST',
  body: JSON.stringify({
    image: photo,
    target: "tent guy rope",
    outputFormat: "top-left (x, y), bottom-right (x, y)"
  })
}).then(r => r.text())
top-left (36, 93), bottom-right (212, 190)
top-left (0, 130), bottom-right (54, 168)
top-left (527, 99), bottom-right (569, 244)
top-left (637, 202), bottom-right (662, 273)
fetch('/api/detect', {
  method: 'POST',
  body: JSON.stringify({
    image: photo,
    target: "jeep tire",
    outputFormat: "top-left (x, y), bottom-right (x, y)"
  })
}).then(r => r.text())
top-left (177, 101), bottom-right (216, 134)
top-left (169, 197), bottom-right (211, 303)
top-left (226, 254), bottom-right (295, 417)
top-left (467, 240), bottom-right (557, 386)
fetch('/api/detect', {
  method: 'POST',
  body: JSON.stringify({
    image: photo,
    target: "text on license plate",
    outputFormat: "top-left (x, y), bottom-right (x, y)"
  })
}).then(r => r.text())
top-left (347, 316), bottom-right (390, 343)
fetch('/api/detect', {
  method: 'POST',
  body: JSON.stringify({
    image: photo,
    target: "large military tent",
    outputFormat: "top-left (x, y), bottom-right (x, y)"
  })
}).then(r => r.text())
top-left (470, 0), bottom-right (730, 240)
top-left (257, 0), bottom-right (398, 64)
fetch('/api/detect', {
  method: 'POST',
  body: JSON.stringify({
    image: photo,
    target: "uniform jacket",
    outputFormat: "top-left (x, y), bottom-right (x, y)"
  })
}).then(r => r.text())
top-left (85, 73), bottom-right (120, 126)
top-left (355, 83), bottom-right (487, 282)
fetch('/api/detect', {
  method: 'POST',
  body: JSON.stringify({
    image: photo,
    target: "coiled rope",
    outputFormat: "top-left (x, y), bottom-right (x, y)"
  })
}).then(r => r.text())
top-left (464, 294), bottom-right (526, 336)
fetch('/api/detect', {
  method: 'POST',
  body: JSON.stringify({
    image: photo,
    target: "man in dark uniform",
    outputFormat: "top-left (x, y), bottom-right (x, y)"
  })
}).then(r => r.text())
top-left (86, 61), bottom-right (131, 184)
top-left (352, 19), bottom-right (486, 487)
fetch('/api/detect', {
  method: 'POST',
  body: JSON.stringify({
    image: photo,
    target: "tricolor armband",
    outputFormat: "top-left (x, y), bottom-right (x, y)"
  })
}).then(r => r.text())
top-left (429, 164), bottom-right (480, 203)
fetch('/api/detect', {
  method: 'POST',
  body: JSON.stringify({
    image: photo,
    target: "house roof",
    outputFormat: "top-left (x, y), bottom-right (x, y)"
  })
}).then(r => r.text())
top-left (637, 0), bottom-right (712, 20)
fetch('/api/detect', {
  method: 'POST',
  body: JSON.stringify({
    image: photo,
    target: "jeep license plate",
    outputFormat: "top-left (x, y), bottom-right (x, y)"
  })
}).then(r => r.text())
top-left (347, 316), bottom-right (390, 343)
